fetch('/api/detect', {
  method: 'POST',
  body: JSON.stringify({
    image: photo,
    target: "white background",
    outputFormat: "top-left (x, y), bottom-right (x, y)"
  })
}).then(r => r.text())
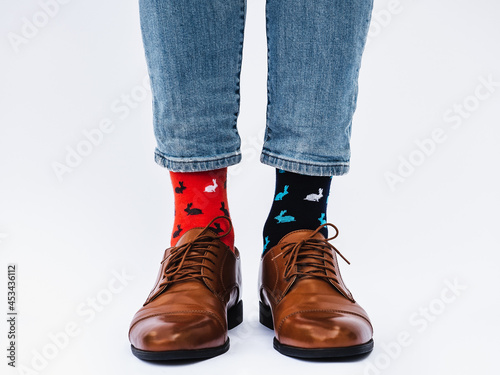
top-left (1, 0), bottom-right (500, 374)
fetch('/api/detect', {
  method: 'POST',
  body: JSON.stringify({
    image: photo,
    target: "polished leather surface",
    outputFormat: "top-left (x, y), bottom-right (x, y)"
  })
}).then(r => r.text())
top-left (129, 226), bottom-right (241, 352)
top-left (259, 228), bottom-right (373, 349)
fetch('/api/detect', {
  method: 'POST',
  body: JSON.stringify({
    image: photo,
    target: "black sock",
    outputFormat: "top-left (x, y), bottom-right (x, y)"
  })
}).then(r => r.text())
top-left (263, 169), bottom-right (332, 253)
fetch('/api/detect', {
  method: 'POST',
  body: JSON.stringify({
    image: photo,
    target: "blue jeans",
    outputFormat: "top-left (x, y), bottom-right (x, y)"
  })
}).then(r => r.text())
top-left (139, 0), bottom-right (373, 176)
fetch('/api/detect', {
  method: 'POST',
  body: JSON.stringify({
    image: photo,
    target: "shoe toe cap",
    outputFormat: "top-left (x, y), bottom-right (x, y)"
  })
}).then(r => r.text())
top-left (277, 310), bottom-right (372, 349)
top-left (129, 312), bottom-right (226, 352)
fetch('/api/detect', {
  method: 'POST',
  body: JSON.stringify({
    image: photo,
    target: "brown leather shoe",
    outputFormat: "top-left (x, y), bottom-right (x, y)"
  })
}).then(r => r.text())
top-left (259, 223), bottom-right (374, 358)
top-left (129, 216), bottom-right (243, 361)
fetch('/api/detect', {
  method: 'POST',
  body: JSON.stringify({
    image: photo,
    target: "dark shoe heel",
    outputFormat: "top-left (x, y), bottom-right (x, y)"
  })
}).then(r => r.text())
top-left (227, 300), bottom-right (243, 329)
top-left (259, 301), bottom-right (274, 329)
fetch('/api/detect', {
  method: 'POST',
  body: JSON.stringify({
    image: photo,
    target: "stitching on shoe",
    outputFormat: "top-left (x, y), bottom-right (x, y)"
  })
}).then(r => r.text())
top-left (269, 249), bottom-right (280, 295)
top-left (262, 285), bottom-right (278, 306)
top-left (218, 250), bottom-right (229, 294)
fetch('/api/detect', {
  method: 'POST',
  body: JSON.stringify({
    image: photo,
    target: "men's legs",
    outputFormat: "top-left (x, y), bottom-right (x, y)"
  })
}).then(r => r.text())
top-left (259, 0), bottom-right (375, 358)
top-left (129, 0), bottom-right (247, 361)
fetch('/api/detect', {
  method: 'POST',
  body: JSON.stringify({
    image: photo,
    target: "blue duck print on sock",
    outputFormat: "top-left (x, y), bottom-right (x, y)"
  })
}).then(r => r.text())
top-left (275, 210), bottom-right (296, 223)
top-left (318, 213), bottom-right (326, 225)
top-left (278, 169), bottom-right (285, 173)
top-left (263, 236), bottom-right (270, 250)
top-left (274, 185), bottom-right (289, 201)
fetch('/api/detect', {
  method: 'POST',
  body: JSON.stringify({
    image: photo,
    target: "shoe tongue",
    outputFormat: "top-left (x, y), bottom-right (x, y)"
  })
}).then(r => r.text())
top-left (278, 229), bottom-right (326, 245)
top-left (175, 227), bottom-right (217, 246)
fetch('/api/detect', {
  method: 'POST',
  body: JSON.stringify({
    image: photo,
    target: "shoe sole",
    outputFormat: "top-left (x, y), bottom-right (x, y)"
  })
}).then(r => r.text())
top-left (131, 300), bottom-right (243, 361)
top-left (259, 301), bottom-right (374, 359)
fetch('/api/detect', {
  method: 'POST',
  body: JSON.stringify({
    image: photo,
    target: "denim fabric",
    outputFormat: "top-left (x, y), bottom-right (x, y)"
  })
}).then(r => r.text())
top-left (139, 0), bottom-right (373, 175)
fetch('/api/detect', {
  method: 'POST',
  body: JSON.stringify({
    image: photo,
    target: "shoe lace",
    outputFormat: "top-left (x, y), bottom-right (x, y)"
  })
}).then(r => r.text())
top-left (279, 223), bottom-right (350, 284)
top-left (157, 216), bottom-right (232, 290)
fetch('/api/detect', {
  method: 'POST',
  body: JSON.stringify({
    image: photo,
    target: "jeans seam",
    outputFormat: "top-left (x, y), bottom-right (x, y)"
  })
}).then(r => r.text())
top-left (264, 0), bottom-right (271, 145)
top-left (233, 0), bottom-right (246, 132)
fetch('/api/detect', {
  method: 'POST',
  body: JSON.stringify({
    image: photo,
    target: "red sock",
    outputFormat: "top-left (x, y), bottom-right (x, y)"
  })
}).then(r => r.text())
top-left (169, 168), bottom-right (234, 251)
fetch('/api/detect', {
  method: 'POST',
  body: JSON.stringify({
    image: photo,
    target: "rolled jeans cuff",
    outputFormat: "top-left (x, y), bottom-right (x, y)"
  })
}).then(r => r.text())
top-left (260, 151), bottom-right (350, 176)
top-left (154, 148), bottom-right (242, 172)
